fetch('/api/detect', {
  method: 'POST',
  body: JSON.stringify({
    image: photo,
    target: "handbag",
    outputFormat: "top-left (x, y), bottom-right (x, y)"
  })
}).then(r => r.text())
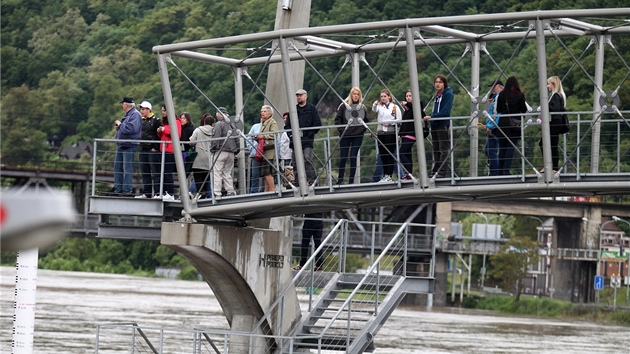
top-left (549, 94), bottom-right (570, 135)
top-left (263, 140), bottom-right (275, 151)
top-left (255, 137), bottom-right (265, 162)
top-left (423, 123), bottom-right (430, 139)
top-left (550, 113), bottom-right (569, 135)
top-left (499, 97), bottom-right (520, 136)
top-left (184, 146), bottom-right (197, 173)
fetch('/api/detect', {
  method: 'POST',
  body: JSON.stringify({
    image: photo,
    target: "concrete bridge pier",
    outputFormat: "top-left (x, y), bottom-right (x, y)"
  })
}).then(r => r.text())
top-left (161, 217), bottom-right (301, 352)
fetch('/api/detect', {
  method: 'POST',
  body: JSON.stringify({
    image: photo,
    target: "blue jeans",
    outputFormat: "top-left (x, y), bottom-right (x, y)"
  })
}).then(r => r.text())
top-left (484, 131), bottom-right (499, 176)
top-left (139, 149), bottom-right (161, 196)
top-left (114, 146), bottom-right (137, 193)
top-left (372, 150), bottom-right (383, 182)
top-left (338, 136), bottom-right (363, 183)
top-left (250, 157), bottom-right (263, 193)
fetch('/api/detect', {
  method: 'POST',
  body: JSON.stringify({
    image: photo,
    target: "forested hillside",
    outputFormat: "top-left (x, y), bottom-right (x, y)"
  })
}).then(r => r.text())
top-left (1, 0), bottom-right (627, 166)
top-left (2, 0), bottom-right (628, 276)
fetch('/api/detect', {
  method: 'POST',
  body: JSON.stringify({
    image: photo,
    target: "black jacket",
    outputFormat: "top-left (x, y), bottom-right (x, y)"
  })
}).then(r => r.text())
top-left (140, 114), bottom-right (160, 150)
top-left (285, 102), bottom-right (321, 149)
top-left (496, 91), bottom-right (527, 121)
top-left (180, 123), bottom-right (196, 152)
top-left (399, 101), bottom-right (426, 137)
top-left (334, 102), bottom-right (368, 138)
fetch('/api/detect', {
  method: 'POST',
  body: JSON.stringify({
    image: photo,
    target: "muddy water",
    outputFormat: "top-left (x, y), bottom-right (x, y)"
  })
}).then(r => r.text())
top-left (1, 267), bottom-right (627, 353)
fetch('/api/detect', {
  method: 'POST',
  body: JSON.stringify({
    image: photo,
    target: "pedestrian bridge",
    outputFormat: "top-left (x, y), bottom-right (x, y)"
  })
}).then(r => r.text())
top-left (89, 8), bottom-right (629, 353)
top-left (94, 7), bottom-right (630, 223)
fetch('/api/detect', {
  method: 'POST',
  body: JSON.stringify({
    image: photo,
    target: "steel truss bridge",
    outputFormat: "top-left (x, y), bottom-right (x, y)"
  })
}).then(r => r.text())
top-left (88, 8), bottom-right (630, 222)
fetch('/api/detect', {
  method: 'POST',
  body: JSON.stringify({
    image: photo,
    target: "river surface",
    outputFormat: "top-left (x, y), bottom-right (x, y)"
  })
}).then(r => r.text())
top-left (1, 266), bottom-right (627, 353)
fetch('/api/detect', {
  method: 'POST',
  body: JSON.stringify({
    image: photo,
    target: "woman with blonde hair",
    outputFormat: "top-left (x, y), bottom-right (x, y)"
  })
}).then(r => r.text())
top-left (541, 75), bottom-right (568, 172)
top-left (334, 87), bottom-right (369, 184)
top-left (256, 105), bottom-right (278, 192)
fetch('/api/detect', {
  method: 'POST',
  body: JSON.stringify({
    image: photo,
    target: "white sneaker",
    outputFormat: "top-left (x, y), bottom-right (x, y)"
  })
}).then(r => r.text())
top-left (162, 192), bottom-right (175, 201)
top-left (134, 194), bottom-right (147, 199)
top-left (152, 194), bottom-right (162, 199)
top-left (379, 175), bottom-right (392, 182)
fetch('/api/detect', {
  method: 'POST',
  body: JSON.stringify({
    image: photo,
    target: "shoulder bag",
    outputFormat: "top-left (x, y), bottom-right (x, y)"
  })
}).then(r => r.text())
top-left (255, 137), bottom-right (265, 162)
top-left (549, 93), bottom-right (570, 135)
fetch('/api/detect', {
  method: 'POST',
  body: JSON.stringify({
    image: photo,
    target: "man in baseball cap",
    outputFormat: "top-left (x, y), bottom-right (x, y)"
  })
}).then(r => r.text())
top-left (487, 80), bottom-right (503, 88)
top-left (287, 88), bottom-right (321, 186)
top-left (113, 95), bottom-right (142, 195)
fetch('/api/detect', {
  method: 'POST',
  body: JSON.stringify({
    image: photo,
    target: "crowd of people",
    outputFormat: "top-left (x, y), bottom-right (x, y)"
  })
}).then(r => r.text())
top-left (111, 74), bottom-right (568, 199)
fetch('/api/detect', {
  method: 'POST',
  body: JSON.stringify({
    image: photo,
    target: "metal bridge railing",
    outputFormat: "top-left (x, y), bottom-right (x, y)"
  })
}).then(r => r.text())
top-left (90, 112), bottom-right (629, 200)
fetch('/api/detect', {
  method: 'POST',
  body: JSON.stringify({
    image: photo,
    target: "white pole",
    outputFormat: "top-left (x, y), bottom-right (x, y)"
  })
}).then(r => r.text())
top-left (12, 247), bottom-right (39, 353)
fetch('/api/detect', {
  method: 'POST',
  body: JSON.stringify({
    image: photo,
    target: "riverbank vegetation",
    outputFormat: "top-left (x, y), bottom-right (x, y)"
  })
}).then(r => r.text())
top-left (0, 239), bottom-right (200, 280)
top-left (468, 294), bottom-right (630, 326)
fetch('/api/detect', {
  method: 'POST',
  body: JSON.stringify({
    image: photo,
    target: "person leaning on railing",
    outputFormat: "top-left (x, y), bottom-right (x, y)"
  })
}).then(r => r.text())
top-left (113, 96), bottom-right (142, 195)
top-left (335, 87), bottom-right (369, 185)
top-left (156, 106), bottom-right (182, 201)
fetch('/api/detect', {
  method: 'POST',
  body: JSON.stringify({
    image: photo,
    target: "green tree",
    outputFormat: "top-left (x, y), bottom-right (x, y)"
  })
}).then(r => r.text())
top-left (489, 235), bottom-right (539, 301)
top-left (1, 126), bottom-right (49, 165)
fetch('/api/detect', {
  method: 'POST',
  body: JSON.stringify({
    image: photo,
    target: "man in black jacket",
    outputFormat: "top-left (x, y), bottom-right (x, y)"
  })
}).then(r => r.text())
top-left (136, 101), bottom-right (161, 198)
top-left (285, 89), bottom-right (321, 185)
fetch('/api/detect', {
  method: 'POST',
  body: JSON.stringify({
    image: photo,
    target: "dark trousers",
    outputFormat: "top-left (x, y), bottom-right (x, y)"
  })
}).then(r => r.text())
top-left (139, 149), bottom-right (161, 196)
top-left (430, 126), bottom-right (449, 174)
top-left (377, 132), bottom-right (397, 176)
top-left (498, 133), bottom-right (519, 175)
top-left (162, 153), bottom-right (175, 195)
top-left (399, 136), bottom-right (416, 176)
top-left (539, 135), bottom-right (560, 171)
top-left (192, 168), bottom-right (211, 197)
top-left (338, 136), bottom-right (363, 183)
top-left (299, 220), bottom-right (324, 267)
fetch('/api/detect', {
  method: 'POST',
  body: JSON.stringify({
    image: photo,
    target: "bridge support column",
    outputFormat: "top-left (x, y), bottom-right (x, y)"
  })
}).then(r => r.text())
top-left (161, 217), bottom-right (301, 350)
top-left (433, 203), bottom-right (452, 306)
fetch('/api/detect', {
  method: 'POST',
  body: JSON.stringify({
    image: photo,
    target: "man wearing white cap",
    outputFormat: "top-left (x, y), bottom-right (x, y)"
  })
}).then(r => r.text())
top-left (285, 89), bottom-right (321, 185)
top-left (136, 101), bottom-right (161, 198)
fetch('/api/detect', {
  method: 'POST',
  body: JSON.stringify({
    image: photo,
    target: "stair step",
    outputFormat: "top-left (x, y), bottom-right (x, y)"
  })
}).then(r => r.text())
top-left (302, 324), bottom-right (363, 332)
top-left (315, 307), bottom-right (375, 314)
top-left (292, 335), bottom-right (376, 353)
top-left (337, 280), bottom-right (397, 288)
top-left (309, 315), bottom-right (370, 321)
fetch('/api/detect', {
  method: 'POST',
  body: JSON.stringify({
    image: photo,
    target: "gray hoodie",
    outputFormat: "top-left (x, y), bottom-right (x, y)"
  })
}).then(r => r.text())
top-left (190, 125), bottom-right (214, 170)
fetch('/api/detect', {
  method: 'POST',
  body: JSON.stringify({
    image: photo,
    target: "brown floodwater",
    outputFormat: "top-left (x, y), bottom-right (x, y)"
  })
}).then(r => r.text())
top-left (1, 267), bottom-right (628, 353)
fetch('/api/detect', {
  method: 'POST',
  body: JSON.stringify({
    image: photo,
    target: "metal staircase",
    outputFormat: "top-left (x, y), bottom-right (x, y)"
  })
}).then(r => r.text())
top-left (256, 220), bottom-right (435, 354)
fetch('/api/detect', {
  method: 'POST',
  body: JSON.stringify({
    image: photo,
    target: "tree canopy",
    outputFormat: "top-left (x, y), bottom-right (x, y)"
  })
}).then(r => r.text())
top-left (1, 0), bottom-right (627, 168)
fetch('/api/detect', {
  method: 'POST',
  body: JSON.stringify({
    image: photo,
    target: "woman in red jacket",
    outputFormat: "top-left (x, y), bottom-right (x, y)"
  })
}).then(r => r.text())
top-left (156, 105), bottom-right (182, 200)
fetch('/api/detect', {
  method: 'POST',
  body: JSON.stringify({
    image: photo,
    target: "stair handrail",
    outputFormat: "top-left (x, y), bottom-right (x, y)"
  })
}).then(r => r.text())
top-left (319, 222), bottom-right (409, 337)
top-left (249, 219), bottom-right (348, 334)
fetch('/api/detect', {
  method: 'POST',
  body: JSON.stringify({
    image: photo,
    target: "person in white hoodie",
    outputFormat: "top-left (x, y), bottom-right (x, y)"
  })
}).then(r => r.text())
top-left (372, 88), bottom-right (402, 182)
top-left (189, 115), bottom-right (215, 199)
